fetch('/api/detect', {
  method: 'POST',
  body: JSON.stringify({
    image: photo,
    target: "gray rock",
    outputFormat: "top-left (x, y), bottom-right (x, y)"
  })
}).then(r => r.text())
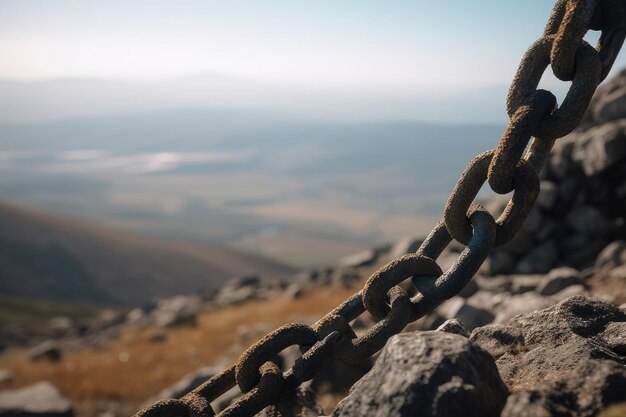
top-left (332, 332), bottom-right (508, 417)
top-left (466, 290), bottom-right (507, 313)
top-left (534, 217), bottom-right (555, 242)
top-left (536, 181), bottom-right (558, 210)
top-left (566, 205), bottom-right (613, 236)
top-left (500, 229), bottom-right (534, 257)
top-left (456, 278), bottom-right (478, 298)
top-left (501, 361), bottom-right (626, 417)
top-left (126, 308), bottom-right (145, 324)
top-left (549, 139), bottom-right (576, 179)
top-left (535, 266), bottom-right (582, 296)
top-left (285, 281), bottom-right (306, 299)
top-left (595, 240), bottom-right (626, 269)
top-left (435, 318), bottom-right (470, 337)
top-left (339, 250), bottom-right (377, 268)
top-left (257, 386), bottom-right (323, 417)
top-left (486, 251), bottom-right (517, 275)
top-left (437, 297), bottom-right (494, 331)
top-left (492, 292), bottom-right (555, 324)
top-left (515, 240), bottom-right (558, 274)
top-left (472, 296), bottom-right (626, 417)
top-left (29, 341), bottom-right (61, 362)
top-left (152, 295), bottom-right (200, 328)
top-left (0, 382), bottom-right (73, 417)
top-left (0, 370), bottom-right (13, 384)
top-left (92, 309), bottom-right (124, 330)
top-left (48, 317), bottom-right (74, 338)
top-left (521, 207), bottom-right (544, 234)
top-left (145, 366), bottom-right (219, 404)
top-left (551, 284), bottom-right (588, 302)
top-left (509, 275), bottom-right (544, 294)
top-left (591, 70), bottom-right (626, 123)
top-left (331, 268), bottom-right (361, 288)
top-left (573, 120), bottom-right (626, 176)
top-left (388, 236), bottom-right (423, 260)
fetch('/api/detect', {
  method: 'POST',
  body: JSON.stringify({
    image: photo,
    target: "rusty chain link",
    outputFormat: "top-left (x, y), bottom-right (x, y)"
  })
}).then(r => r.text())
top-left (133, 1), bottom-right (624, 416)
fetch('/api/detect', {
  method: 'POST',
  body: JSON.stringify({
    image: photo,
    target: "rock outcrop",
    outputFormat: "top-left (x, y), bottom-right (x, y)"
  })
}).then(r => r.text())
top-left (332, 332), bottom-right (508, 417)
top-left (483, 69), bottom-right (626, 275)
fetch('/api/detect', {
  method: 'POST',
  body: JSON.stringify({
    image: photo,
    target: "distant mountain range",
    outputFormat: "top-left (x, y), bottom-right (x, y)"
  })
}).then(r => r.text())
top-left (0, 74), bottom-right (522, 124)
top-left (0, 202), bottom-right (295, 305)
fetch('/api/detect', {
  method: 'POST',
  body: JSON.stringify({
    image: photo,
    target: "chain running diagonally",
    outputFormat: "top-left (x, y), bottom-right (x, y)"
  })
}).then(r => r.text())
top-left (134, 1), bottom-right (625, 416)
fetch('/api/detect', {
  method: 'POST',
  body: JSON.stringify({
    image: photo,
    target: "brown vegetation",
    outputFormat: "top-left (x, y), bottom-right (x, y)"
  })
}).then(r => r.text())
top-left (0, 285), bottom-right (358, 415)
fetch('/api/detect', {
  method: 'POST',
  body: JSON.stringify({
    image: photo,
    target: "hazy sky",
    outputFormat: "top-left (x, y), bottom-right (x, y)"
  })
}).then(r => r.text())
top-left (3, 0), bottom-right (624, 94)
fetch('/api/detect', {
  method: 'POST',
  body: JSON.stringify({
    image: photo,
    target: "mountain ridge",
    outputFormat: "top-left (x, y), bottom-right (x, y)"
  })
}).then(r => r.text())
top-left (0, 202), bottom-right (296, 305)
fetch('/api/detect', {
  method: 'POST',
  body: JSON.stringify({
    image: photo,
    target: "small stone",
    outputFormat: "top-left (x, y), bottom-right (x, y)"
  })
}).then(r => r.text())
top-left (595, 240), bottom-right (626, 269)
top-left (29, 341), bottom-right (61, 362)
top-left (436, 318), bottom-right (470, 337)
top-left (0, 370), bottom-right (13, 384)
top-left (152, 295), bottom-right (200, 328)
top-left (143, 366), bottom-right (221, 404)
top-left (92, 309), bottom-right (124, 330)
top-left (126, 308), bottom-right (145, 324)
top-left (438, 297), bottom-right (494, 331)
top-left (492, 292), bottom-right (555, 324)
top-left (339, 250), bottom-right (377, 268)
top-left (388, 237), bottom-right (423, 261)
top-left (551, 284), bottom-right (588, 302)
top-left (147, 330), bottom-right (167, 343)
top-left (0, 381), bottom-right (73, 417)
top-left (535, 267), bottom-right (582, 296)
top-left (48, 317), bottom-right (74, 337)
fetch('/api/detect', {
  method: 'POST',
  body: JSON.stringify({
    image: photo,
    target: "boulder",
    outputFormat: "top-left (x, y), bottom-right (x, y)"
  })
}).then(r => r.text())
top-left (332, 332), bottom-right (508, 417)
top-left (0, 382), bottom-right (73, 417)
top-left (471, 296), bottom-right (626, 417)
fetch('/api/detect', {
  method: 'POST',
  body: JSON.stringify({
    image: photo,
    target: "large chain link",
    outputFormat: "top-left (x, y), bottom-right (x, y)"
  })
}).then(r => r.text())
top-left (134, 1), bottom-right (625, 416)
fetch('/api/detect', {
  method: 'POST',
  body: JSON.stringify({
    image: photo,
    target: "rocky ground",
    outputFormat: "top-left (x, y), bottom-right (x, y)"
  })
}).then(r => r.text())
top-left (1, 71), bottom-right (625, 417)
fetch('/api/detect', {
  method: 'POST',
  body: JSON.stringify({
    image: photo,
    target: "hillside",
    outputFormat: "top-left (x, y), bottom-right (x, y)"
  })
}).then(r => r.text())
top-left (0, 202), bottom-right (296, 305)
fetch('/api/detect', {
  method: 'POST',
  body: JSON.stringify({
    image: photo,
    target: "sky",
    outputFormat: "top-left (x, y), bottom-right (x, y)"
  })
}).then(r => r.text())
top-left (3, 0), bottom-right (624, 94)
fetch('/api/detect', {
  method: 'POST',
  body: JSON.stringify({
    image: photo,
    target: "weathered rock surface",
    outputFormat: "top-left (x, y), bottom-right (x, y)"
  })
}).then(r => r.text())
top-left (0, 382), bottom-right (73, 417)
top-left (332, 331), bottom-right (508, 417)
top-left (471, 296), bottom-right (626, 417)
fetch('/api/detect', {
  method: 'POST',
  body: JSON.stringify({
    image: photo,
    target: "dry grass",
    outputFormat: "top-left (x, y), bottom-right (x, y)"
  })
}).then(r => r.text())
top-left (0, 285), bottom-right (359, 415)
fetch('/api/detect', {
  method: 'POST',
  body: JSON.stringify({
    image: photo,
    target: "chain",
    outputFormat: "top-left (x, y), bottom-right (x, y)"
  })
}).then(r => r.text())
top-left (133, 1), bottom-right (625, 416)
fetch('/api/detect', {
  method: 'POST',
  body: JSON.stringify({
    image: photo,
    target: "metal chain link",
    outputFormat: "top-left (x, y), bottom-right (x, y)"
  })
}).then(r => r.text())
top-left (133, 1), bottom-right (624, 416)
